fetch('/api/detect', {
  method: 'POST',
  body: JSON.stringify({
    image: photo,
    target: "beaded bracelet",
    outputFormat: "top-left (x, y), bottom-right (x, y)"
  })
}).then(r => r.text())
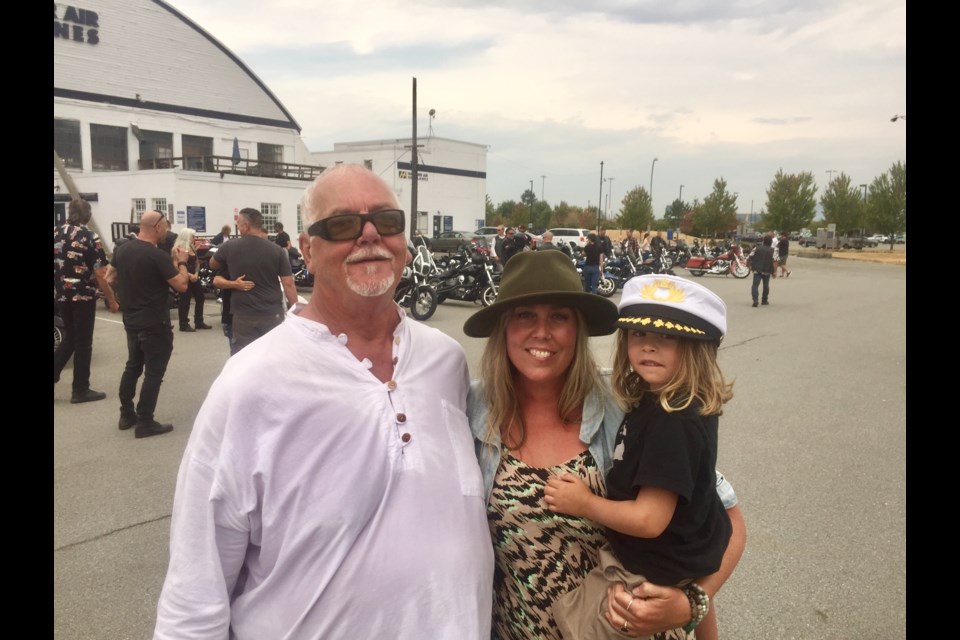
top-left (681, 582), bottom-right (710, 634)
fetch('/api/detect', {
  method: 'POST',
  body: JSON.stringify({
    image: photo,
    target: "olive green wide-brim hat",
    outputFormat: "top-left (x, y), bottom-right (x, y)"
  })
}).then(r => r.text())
top-left (463, 250), bottom-right (619, 337)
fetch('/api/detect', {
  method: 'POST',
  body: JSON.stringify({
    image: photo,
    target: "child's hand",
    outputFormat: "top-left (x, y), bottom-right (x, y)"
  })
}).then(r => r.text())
top-left (544, 472), bottom-right (593, 518)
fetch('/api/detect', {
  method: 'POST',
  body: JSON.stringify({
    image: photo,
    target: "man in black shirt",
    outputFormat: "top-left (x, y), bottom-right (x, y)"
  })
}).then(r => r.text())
top-left (104, 210), bottom-right (191, 438)
top-left (750, 234), bottom-right (776, 307)
top-left (597, 227), bottom-right (614, 259)
top-left (274, 222), bottom-right (292, 249)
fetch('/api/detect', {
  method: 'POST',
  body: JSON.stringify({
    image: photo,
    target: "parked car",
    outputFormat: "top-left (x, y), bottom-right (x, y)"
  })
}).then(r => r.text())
top-left (866, 234), bottom-right (887, 245)
top-left (894, 233), bottom-right (906, 244)
top-left (475, 226), bottom-right (500, 246)
top-left (548, 227), bottom-right (592, 249)
top-left (431, 230), bottom-right (487, 253)
top-left (798, 235), bottom-right (819, 248)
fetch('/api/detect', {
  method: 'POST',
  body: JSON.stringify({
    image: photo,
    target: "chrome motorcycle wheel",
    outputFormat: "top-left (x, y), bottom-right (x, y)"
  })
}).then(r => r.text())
top-left (480, 285), bottom-right (497, 307)
top-left (597, 277), bottom-right (617, 297)
top-left (731, 263), bottom-right (750, 279)
top-left (410, 285), bottom-right (438, 321)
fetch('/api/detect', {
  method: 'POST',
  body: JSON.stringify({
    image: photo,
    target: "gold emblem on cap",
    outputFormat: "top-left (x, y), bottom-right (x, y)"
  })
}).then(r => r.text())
top-left (619, 316), bottom-right (707, 336)
top-left (639, 279), bottom-right (686, 303)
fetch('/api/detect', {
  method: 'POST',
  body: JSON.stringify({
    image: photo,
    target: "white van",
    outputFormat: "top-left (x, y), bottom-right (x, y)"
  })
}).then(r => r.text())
top-left (548, 228), bottom-right (592, 249)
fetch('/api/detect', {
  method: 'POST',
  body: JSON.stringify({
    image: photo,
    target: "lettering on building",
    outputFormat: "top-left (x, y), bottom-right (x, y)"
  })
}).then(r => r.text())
top-left (398, 170), bottom-right (429, 181)
top-left (54, 5), bottom-right (100, 44)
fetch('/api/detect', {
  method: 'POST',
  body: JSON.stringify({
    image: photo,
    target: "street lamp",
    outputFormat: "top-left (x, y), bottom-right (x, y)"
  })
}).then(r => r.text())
top-left (649, 158), bottom-right (658, 220)
top-left (826, 169), bottom-right (838, 182)
top-left (597, 161), bottom-right (605, 231)
top-left (604, 177), bottom-right (615, 220)
top-left (541, 175), bottom-right (546, 202)
top-left (676, 184), bottom-right (684, 229)
top-left (529, 179), bottom-right (534, 221)
top-left (860, 184), bottom-right (868, 200)
top-left (890, 114), bottom-right (906, 122)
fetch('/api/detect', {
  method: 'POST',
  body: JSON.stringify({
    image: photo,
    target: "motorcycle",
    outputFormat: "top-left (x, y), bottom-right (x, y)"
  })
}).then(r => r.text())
top-left (288, 248), bottom-right (314, 288)
top-left (429, 246), bottom-right (499, 307)
top-left (394, 245), bottom-right (439, 320)
top-left (195, 243), bottom-right (222, 298)
top-left (684, 242), bottom-right (750, 278)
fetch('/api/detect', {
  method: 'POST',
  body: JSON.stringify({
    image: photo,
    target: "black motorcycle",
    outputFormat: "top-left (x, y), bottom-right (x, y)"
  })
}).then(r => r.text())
top-left (288, 248), bottom-right (314, 288)
top-left (429, 247), bottom-right (499, 306)
top-left (394, 245), bottom-right (439, 320)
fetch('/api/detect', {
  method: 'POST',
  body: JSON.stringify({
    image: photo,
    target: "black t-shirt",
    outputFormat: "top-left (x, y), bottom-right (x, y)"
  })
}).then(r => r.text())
top-left (275, 231), bottom-right (291, 248)
top-left (598, 234), bottom-right (613, 257)
top-left (583, 242), bottom-right (603, 266)
top-left (112, 239), bottom-right (179, 330)
top-left (650, 236), bottom-right (666, 256)
top-left (604, 395), bottom-right (732, 585)
top-left (778, 238), bottom-right (789, 257)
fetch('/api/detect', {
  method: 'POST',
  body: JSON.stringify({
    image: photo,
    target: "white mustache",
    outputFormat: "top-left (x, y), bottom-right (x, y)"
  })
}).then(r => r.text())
top-left (345, 247), bottom-right (393, 264)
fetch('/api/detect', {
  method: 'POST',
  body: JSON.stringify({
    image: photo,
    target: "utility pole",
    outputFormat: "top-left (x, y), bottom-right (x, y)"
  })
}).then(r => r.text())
top-left (410, 77), bottom-right (418, 242)
top-left (597, 161), bottom-right (604, 231)
top-left (541, 175), bottom-right (546, 201)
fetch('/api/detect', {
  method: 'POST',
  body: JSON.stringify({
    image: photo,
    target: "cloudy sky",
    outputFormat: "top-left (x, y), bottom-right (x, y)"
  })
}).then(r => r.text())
top-left (169, 0), bottom-right (906, 220)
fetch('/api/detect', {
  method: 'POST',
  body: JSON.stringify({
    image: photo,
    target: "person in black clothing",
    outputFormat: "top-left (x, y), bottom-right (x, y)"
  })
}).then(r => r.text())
top-left (777, 232), bottom-right (792, 278)
top-left (54, 198), bottom-right (119, 403)
top-left (211, 224), bottom-right (232, 247)
top-left (274, 222), bottom-right (291, 249)
top-left (750, 234), bottom-right (776, 307)
top-left (500, 227), bottom-right (523, 265)
top-left (171, 228), bottom-right (212, 332)
top-left (649, 231), bottom-right (666, 257)
top-left (597, 227), bottom-right (614, 259)
top-left (104, 210), bottom-right (191, 438)
top-left (581, 233), bottom-right (604, 294)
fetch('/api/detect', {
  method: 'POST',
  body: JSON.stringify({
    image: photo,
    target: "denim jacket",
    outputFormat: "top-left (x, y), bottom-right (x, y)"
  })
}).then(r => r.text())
top-left (466, 375), bottom-right (738, 509)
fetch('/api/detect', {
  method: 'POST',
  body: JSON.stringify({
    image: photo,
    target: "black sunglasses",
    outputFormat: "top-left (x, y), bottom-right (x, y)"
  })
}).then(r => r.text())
top-left (307, 209), bottom-right (406, 242)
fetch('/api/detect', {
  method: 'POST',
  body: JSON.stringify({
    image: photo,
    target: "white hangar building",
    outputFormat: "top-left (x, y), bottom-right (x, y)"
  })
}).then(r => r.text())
top-left (54, 0), bottom-right (489, 249)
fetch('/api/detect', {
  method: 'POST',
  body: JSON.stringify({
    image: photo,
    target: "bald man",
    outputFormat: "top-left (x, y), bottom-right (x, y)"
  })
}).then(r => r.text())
top-left (104, 211), bottom-right (190, 439)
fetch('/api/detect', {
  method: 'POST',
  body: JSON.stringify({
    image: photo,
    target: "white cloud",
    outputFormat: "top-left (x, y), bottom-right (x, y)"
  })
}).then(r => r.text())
top-left (170, 0), bottom-right (906, 217)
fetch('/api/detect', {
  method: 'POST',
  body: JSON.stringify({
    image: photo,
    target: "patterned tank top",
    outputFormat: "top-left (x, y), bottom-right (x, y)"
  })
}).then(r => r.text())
top-left (487, 449), bottom-right (607, 640)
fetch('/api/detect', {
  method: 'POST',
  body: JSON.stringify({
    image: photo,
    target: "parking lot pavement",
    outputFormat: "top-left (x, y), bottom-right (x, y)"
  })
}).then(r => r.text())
top-left (54, 257), bottom-right (906, 639)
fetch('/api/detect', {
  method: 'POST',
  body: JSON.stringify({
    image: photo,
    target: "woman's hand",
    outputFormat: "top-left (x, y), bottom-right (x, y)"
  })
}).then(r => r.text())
top-left (544, 472), bottom-right (593, 518)
top-left (606, 581), bottom-right (690, 636)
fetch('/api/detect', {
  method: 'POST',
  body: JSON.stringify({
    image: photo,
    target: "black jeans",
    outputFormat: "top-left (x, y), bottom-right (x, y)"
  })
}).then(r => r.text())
top-left (751, 272), bottom-right (771, 303)
top-left (118, 324), bottom-right (174, 421)
top-left (54, 298), bottom-right (97, 393)
top-left (230, 313), bottom-right (283, 356)
top-left (178, 279), bottom-right (205, 327)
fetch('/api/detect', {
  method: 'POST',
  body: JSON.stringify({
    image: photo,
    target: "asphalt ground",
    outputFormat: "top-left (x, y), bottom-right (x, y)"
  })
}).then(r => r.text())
top-left (53, 255), bottom-right (907, 639)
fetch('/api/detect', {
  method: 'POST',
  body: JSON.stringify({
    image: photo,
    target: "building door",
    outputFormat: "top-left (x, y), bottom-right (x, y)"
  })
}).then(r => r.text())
top-left (54, 202), bottom-right (66, 227)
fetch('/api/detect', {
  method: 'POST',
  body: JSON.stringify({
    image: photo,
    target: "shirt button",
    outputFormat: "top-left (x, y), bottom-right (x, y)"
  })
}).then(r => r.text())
top-left (401, 432), bottom-right (411, 442)
top-left (396, 413), bottom-right (407, 423)
top-left (387, 380), bottom-right (397, 390)
top-left (392, 356), bottom-right (398, 365)
top-left (394, 336), bottom-right (401, 345)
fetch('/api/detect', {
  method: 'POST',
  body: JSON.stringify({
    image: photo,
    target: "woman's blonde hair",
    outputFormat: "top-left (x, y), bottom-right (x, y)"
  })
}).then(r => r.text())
top-left (479, 307), bottom-right (601, 449)
top-left (172, 227), bottom-right (196, 257)
top-left (611, 329), bottom-right (733, 415)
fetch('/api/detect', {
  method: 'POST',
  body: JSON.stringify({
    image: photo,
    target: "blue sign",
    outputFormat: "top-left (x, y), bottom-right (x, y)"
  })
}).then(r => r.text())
top-left (186, 206), bottom-right (206, 232)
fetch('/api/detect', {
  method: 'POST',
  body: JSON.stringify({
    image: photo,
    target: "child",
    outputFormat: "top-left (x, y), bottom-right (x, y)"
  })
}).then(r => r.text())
top-left (545, 274), bottom-right (734, 640)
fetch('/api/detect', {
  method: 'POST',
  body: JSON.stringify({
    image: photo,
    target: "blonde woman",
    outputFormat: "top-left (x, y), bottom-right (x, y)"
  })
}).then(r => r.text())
top-left (171, 228), bottom-right (211, 331)
top-left (464, 251), bottom-right (745, 640)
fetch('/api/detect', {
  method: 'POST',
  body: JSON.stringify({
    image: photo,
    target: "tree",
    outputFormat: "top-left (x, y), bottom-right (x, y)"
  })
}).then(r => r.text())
top-left (485, 194), bottom-right (495, 222)
top-left (820, 173), bottom-right (864, 236)
top-left (763, 169), bottom-right (817, 232)
top-left (865, 161), bottom-right (906, 250)
top-left (664, 198), bottom-right (688, 230)
top-left (531, 200), bottom-right (552, 232)
top-left (619, 186), bottom-right (653, 232)
top-left (693, 179), bottom-right (739, 238)
top-left (520, 189), bottom-right (536, 208)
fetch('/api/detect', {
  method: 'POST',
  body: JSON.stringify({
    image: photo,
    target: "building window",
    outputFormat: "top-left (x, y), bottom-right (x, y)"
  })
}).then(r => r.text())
top-left (132, 198), bottom-right (146, 218)
top-left (55, 118), bottom-right (82, 169)
top-left (91, 124), bottom-right (129, 172)
top-left (182, 135), bottom-right (213, 171)
top-left (261, 203), bottom-right (280, 231)
top-left (258, 143), bottom-right (283, 177)
top-left (152, 198), bottom-right (168, 218)
top-left (139, 130), bottom-right (174, 169)
top-left (363, 159), bottom-right (373, 170)
top-left (296, 204), bottom-right (302, 235)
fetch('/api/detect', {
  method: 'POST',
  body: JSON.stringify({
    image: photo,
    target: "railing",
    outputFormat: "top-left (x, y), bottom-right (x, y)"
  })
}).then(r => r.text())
top-left (137, 155), bottom-right (325, 181)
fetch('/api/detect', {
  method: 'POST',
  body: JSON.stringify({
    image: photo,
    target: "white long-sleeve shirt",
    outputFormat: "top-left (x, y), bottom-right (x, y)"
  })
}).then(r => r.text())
top-left (155, 303), bottom-right (493, 639)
